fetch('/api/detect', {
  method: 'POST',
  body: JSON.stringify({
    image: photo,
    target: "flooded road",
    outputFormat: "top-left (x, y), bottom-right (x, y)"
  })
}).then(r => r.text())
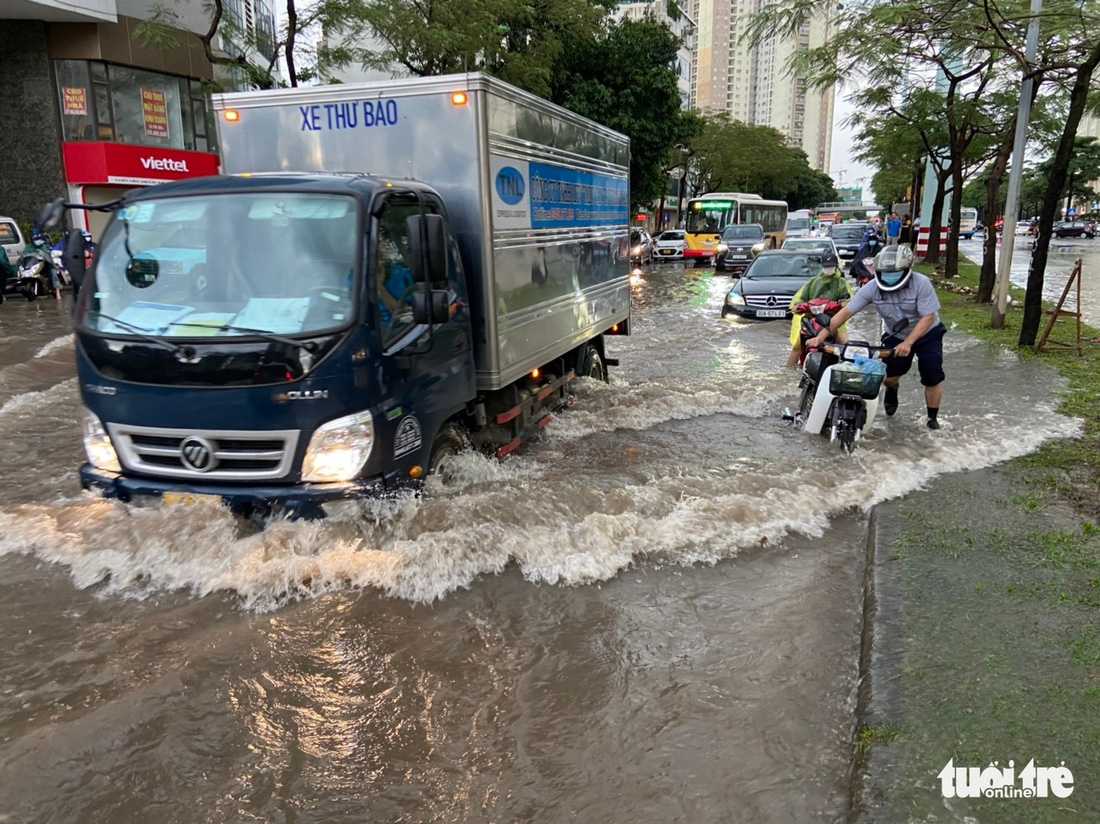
top-left (0, 267), bottom-right (1080, 823)
top-left (959, 236), bottom-right (1100, 328)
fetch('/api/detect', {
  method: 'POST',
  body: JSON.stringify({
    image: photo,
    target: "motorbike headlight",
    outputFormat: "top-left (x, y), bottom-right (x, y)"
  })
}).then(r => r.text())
top-left (82, 409), bottom-right (121, 473)
top-left (751, 243), bottom-right (765, 253)
top-left (301, 410), bottom-right (374, 483)
top-left (716, 243), bottom-right (728, 253)
top-left (725, 292), bottom-right (746, 306)
top-left (31, 261), bottom-right (44, 275)
top-left (631, 245), bottom-right (643, 255)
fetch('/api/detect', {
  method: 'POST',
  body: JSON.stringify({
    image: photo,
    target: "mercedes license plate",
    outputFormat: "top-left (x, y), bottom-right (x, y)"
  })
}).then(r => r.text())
top-left (756, 308), bottom-right (786, 318)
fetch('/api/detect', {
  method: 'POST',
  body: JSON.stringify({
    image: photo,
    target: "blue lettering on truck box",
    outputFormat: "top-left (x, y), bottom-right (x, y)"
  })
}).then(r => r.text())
top-left (528, 162), bottom-right (629, 229)
top-left (300, 100), bottom-right (400, 131)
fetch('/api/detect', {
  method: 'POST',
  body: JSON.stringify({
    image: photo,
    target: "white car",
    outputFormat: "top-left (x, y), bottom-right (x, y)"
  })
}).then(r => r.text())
top-left (782, 236), bottom-right (839, 259)
top-left (1, 217), bottom-right (25, 267)
top-left (653, 230), bottom-right (686, 260)
top-left (1015, 220), bottom-right (1031, 236)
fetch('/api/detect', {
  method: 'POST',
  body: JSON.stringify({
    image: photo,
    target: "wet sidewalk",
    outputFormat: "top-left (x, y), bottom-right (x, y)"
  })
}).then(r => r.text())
top-left (855, 464), bottom-right (1100, 822)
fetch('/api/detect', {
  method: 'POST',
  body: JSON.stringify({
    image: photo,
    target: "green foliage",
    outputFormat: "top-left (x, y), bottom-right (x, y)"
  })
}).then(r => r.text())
top-left (549, 19), bottom-right (702, 210)
top-left (687, 113), bottom-right (829, 206)
top-left (344, 0), bottom-right (613, 98)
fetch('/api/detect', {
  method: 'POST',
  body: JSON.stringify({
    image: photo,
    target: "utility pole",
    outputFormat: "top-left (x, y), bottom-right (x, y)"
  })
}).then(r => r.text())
top-left (992, 0), bottom-right (1042, 328)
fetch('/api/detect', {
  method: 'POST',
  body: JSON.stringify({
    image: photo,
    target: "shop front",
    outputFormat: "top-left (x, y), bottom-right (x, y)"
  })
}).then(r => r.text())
top-left (61, 142), bottom-right (219, 237)
top-left (55, 59), bottom-right (221, 237)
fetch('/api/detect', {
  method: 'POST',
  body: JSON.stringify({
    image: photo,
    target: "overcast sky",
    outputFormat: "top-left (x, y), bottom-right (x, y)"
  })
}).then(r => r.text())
top-left (829, 89), bottom-right (875, 198)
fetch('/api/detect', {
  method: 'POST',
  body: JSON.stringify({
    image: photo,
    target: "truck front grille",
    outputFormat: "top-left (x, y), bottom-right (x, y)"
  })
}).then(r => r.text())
top-left (107, 424), bottom-right (300, 481)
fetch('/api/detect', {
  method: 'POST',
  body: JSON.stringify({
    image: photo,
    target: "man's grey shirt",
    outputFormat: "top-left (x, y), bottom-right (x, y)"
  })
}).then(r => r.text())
top-left (847, 273), bottom-right (941, 338)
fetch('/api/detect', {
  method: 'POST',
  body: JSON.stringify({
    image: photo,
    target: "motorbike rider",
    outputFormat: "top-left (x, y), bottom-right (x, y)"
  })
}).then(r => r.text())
top-left (848, 229), bottom-right (881, 286)
top-left (807, 245), bottom-right (946, 429)
top-left (785, 248), bottom-right (853, 368)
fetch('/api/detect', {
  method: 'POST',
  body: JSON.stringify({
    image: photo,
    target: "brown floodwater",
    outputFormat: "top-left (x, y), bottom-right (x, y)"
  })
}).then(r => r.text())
top-left (0, 265), bottom-right (1077, 823)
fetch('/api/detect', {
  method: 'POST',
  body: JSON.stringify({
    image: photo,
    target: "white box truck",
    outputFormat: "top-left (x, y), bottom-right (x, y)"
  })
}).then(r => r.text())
top-left (57, 73), bottom-right (632, 517)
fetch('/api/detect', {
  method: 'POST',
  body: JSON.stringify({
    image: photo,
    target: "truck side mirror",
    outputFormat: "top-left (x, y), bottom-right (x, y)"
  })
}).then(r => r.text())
top-left (39, 198), bottom-right (66, 232)
top-left (412, 290), bottom-right (451, 325)
top-left (63, 228), bottom-right (87, 287)
top-left (405, 214), bottom-right (446, 284)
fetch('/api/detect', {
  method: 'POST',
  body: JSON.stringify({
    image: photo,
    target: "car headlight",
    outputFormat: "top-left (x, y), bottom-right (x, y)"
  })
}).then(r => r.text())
top-left (751, 243), bottom-right (765, 253)
top-left (725, 292), bottom-right (746, 306)
top-left (82, 409), bottom-right (121, 473)
top-left (301, 410), bottom-right (374, 483)
top-left (716, 243), bottom-right (728, 253)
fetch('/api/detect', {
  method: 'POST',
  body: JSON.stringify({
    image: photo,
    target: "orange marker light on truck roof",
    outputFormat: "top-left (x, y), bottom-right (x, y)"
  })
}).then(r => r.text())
top-left (224, 110), bottom-right (240, 122)
top-left (451, 92), bottom-right (468, 106)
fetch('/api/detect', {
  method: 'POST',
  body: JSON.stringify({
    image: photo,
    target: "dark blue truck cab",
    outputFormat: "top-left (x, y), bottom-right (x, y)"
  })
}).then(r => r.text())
top-left (72, 74), bottom-right (631, 517)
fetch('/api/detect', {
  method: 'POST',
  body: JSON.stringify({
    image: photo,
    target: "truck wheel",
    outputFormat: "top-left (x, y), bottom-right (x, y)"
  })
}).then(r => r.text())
top-left (580, 345), bottom-right (606, 382)
top-left (428, 423), bottom-right (466, 483)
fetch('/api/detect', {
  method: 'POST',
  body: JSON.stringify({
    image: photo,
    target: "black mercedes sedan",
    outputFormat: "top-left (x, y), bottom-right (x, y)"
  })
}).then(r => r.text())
top-left (721, 250), bottom-right (823, 319)
top-left (714, 224), bottom-right (766, 274)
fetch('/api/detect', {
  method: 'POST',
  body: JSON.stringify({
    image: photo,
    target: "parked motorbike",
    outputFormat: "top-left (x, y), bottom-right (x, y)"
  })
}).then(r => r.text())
top-left (783, 301), bottom-right (893, 453)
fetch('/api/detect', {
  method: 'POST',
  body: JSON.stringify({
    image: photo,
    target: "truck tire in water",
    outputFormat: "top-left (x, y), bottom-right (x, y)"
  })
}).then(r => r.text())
top-left (428, 423), bottom-right (466, 484)
top-left (581, 345), bottom-right (606, 382)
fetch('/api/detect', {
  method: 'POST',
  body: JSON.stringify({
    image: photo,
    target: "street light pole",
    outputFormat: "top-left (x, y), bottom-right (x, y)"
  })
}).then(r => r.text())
top-left (992, 0), bottom-right (1042, 328)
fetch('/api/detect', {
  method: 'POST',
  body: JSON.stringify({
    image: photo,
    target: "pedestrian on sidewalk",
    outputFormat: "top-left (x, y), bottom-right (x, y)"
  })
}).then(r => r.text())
top-left (899, 215), bottom-right (913, 247)
top-left (808, 245), bottom-right (946, 430)
top-left (886, 212), bottom-right (902, 246)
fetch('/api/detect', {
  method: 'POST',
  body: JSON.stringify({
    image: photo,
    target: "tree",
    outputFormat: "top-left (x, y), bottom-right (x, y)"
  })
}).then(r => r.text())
top-left (339, 0), bottom-right (613, 98)
top-left (687, 113), bottom-right (804, 197)
top-left (549, 19), bottom-right (703, 210)
top-left (137, 0), bottom-right (346, 89)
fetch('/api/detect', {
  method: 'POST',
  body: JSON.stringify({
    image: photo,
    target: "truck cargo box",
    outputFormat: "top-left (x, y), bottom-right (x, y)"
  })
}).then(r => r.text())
top-left (213, 73), bottom-right (631, 391)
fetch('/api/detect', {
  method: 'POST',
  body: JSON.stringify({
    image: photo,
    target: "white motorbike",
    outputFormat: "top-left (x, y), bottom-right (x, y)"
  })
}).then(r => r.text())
top-left (783, 307), bottom-right (893, 453)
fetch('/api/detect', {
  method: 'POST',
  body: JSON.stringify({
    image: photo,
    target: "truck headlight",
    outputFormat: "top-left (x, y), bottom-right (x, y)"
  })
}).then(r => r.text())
top-left (83, 409), bottom-right (121, 473)
top-left (752, 243), bottom-right (765, 253)
top-left (301, 410), bottom-right (374, 483)
top-left (716, 243), bottom-right (728, 253)
top-left (725, 292), bottom-right (746, 306)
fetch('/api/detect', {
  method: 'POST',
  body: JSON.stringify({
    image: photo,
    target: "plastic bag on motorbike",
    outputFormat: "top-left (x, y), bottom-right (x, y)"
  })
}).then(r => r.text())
top-left (829, 356), bottom-right (886, 399)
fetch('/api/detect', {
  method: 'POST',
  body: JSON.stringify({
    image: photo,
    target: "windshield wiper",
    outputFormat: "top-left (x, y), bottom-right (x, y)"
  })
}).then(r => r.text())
top-left (165, 321), bottom-right (317, 353)
top-left (89, 313), bottom-right (182, 353)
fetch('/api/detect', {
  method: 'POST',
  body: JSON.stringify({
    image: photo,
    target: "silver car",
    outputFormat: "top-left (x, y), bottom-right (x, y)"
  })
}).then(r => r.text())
top-left (1, 217), bottom-right (25, 267)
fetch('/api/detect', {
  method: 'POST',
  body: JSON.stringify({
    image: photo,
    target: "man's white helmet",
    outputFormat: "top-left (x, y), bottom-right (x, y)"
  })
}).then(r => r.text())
top-left (873, 245), bottom-right (915, 291)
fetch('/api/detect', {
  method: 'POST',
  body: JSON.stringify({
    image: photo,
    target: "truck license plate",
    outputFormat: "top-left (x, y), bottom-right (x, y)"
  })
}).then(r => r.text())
top-left (756, 308), bottom-right (786, 318)
top-left (162, 491), bottom-right (222, 508)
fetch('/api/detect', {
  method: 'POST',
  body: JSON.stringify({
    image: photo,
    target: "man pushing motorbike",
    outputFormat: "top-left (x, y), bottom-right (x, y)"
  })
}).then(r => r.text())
top-left (807, 245), bottom-right (946, 430)
top-left (784, 248), bottom-right (853, 368)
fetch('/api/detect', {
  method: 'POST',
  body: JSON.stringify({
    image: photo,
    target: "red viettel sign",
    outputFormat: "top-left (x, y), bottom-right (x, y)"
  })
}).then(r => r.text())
top-left (62, 142), bottom-right (220, 187)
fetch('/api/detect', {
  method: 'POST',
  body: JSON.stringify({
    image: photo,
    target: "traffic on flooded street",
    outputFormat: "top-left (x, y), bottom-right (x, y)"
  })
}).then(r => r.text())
top-left (4, 1), bottom-right (1100, 817)
top-left (0, 255), bottom-right (1079, 822)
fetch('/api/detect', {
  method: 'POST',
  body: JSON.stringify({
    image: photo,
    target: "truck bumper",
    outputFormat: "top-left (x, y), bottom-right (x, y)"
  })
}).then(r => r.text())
top-left (79, 464), bottom-right (388, 520)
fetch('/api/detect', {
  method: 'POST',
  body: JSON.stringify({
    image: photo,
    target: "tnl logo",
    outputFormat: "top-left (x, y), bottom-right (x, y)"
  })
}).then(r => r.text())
top-left (496, 167), bottom-right (525, 205)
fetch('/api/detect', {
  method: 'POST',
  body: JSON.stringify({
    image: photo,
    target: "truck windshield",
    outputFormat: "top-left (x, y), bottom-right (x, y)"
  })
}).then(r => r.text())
top-left (81, 193), bottom-right (358, 339)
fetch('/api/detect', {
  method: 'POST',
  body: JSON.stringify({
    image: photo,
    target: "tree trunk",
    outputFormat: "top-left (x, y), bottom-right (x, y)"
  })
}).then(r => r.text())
top-left (924, 170), bottom-right (949, 264)
top-left (286, 0), bottom-right (298, 87)
top-left (977, 123), bottom-right (1016, 303)
top-left (1020, 43), bottom-right (1100, 346)
top-left (945, 151), bottom-right (965, 277)
top-left (911, 158), bottom-right (923, 220)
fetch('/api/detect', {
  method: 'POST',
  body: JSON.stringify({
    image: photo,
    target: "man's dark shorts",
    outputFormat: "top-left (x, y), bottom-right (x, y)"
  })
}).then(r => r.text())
top-left (882, 323), bottom-right (946, 386)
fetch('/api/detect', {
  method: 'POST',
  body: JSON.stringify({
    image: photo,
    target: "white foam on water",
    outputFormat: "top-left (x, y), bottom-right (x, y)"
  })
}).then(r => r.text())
top-left (0, 378), bottom-right (78, 419)
top-left (34, 334), bottom-right (74, 359)
top-left (0, 391), bottom-right (1078, 612)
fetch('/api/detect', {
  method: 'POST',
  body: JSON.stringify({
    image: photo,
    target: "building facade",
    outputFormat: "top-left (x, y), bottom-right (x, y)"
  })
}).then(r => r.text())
top-left (686, 0), bottom-right (834, 173)
top-left (0, 0), bottom-right (276, 235)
